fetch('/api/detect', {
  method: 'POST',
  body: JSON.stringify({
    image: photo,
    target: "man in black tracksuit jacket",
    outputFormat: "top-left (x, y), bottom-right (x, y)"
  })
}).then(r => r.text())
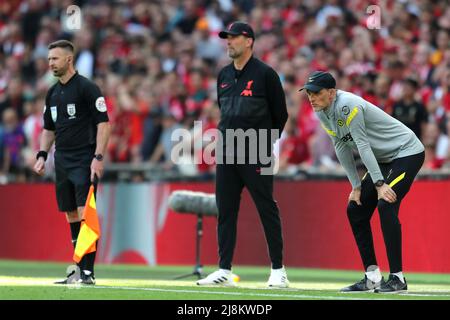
top-left (197, 22), bottom-right (289, 288)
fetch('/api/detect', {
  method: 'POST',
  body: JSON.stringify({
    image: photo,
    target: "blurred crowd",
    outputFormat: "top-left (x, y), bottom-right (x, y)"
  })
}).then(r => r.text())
top-left (0, 0), bottom-right (449, 183)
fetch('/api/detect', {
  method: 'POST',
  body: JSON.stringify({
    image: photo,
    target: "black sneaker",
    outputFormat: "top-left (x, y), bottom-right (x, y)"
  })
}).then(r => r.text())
top-left (374, 274), bottom-right (407, 293)
top-left (54, 265), bottom-right (80, 285)
top-left (340, 275), bottom-right (384, 292)
top-left (78, 271), bottom-right (96, 285)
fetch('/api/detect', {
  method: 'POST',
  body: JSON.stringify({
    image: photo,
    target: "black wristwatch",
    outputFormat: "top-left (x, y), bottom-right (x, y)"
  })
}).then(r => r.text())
top-left (94, 154), bottom-right (103, 161)
top-left (374, 179), bottom-right (385, 187)
top-left (36, 150), bottom-right (48, 161)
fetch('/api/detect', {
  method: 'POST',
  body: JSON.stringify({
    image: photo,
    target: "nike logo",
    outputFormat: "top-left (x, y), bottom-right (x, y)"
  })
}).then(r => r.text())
top-left (220, 83), bottom-right (229, 88)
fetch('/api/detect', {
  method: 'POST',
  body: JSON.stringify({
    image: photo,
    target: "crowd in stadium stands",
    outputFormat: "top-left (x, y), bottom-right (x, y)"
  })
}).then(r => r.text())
top-left (0, 0), bottom-right (449, 183)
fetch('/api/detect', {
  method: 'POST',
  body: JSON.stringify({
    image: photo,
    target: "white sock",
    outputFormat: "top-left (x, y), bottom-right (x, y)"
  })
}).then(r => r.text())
top-left (220, 269), bottom-right (231, 274)
top-left (365, 266), bottom-right (382, 283)
top-left (392, 272), bottom-right (405, 283)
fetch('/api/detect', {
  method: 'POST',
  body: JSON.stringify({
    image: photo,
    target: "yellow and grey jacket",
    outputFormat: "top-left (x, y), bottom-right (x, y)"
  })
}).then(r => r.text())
top-left (316, 90), bottom-right (424, 188)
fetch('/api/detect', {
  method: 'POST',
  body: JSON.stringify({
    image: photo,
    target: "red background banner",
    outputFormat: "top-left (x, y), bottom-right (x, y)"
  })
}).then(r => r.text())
top-left (1, 180), bottom-right (449, 272)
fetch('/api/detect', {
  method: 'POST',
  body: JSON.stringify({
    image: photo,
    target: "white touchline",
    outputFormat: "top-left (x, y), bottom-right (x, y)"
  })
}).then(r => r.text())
top-left (1, 277), bottom-right (450, 299)
top-left (88, 286), bottom-right (385, 300)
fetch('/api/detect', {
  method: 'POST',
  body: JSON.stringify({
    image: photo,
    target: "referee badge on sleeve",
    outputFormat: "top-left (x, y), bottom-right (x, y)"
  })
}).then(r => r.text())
top-left (50, 106), bottom-right (57, 122)
top-left (96, 97), bottom-right (107, 112)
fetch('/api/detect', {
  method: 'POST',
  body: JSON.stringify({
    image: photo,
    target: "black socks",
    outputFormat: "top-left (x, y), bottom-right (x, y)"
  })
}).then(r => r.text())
top-left (69, 221), bottom-right (96, 274)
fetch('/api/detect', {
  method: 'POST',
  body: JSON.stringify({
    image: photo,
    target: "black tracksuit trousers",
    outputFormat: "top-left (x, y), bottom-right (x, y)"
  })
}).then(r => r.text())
top-left (215, 163), bottom-right (284, 270)
top-left (347, 151), bottom-right (424, 273)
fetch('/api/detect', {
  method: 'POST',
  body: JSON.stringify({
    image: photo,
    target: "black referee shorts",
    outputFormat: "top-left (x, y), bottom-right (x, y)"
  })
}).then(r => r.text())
top-left (54, 148), bottom-right (94, 213)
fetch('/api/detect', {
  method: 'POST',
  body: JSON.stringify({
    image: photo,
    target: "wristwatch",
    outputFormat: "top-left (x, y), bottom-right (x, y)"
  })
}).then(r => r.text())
top-left (94, 154), bottom-right (103, 161)
top-left (374, 179), bottom-right (385, 187)
top-left (36, 150), bottom-right (48, 161)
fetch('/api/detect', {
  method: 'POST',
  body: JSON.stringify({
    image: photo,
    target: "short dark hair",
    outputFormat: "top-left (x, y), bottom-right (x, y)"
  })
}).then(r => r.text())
top-left (48, 40), bottom-right (75, 53)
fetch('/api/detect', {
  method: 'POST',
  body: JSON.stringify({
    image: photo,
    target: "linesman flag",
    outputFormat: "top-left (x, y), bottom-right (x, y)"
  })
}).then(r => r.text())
top-left (73, 185), bottom-right (101, 263)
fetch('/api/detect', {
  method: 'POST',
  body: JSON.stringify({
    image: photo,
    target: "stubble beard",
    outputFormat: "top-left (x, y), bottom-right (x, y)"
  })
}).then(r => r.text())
top-left (228, 47), bottom-right (241, 59)
top-left (52, 64), bottom-right (68, 78)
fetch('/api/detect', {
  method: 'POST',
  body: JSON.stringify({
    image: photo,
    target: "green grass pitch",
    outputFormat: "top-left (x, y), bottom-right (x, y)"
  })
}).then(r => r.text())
top-left (1, 260), bottom-right (450, 300)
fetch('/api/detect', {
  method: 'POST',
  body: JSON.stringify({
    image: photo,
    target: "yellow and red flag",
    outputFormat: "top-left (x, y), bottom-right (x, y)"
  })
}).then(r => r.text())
top-left (73, 185), bottom-right (101, 263)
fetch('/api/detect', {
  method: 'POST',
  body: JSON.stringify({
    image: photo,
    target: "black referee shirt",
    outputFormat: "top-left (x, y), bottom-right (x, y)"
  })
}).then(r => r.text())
top-left (43, 72), bottom-right (109, 151)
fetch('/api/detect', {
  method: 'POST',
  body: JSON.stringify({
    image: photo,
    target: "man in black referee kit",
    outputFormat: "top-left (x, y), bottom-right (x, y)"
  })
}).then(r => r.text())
top-left (33, 40), bottom-right (111, 285)
top-left (300, 71), bottom-right (424, 293)
top-left (197, 22), bottom-right (289, 287)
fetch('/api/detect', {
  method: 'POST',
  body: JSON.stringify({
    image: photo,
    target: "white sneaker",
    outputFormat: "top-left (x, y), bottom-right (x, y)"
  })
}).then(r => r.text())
top-left (196, 269), bottom-right (236, 287)
top-left (267, 266), bottom-right (289, 288)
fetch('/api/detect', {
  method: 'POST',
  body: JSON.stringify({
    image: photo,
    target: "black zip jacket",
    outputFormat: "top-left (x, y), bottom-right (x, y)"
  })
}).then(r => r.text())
top-left (217, 56), bottom-right (288, 160)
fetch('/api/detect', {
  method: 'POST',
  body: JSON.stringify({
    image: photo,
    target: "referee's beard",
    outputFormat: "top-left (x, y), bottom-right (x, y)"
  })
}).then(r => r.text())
top-left (52, 64), bottom-right (69, 78)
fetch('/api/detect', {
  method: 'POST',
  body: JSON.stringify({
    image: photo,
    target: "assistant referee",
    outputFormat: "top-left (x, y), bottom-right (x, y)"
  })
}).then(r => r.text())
top-left (33, 40), bottom-right (111, 285)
